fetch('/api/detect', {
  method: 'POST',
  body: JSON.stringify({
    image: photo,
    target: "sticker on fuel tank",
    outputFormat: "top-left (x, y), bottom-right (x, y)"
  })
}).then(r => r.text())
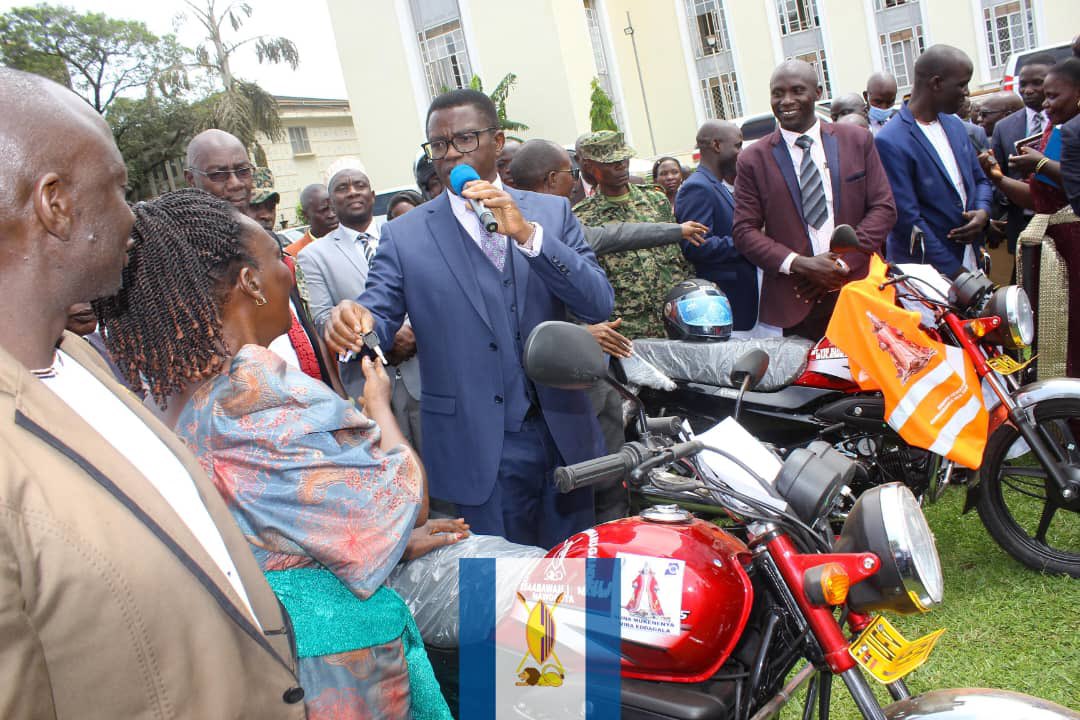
top-left (616, 552), bottom-right (685, 641)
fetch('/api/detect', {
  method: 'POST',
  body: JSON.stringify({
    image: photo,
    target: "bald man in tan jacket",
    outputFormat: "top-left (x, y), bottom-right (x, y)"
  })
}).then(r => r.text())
top-left (0, 69), bottom-right (305, 718)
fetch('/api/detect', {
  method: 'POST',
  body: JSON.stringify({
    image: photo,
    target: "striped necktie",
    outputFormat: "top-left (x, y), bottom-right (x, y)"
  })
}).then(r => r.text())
top-left (1031, 111), bottom-right (1043, 136)
top-left (794, 135), bottom-right (827, 230)
top-left (358, 233), bottom-right (376, 263)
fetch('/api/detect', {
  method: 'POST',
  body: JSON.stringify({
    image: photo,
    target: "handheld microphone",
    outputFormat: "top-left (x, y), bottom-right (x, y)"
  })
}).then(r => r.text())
top-left (449, 164), bottom-right (499, 233)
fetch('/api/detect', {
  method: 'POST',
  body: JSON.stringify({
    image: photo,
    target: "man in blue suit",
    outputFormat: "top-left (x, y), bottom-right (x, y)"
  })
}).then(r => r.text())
top-left (323, 89), bottom-right (614, 547)
top-left (876, 45), bottom-right (993, 278)
top-left (675, 120), bottom-right (758, 331)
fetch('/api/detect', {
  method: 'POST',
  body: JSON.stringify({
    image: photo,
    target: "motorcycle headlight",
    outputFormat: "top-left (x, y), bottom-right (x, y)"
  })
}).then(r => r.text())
top-left (982, 285), bottom-right (1034, 349)
top-left (835, 483), bottom-right (943, 614)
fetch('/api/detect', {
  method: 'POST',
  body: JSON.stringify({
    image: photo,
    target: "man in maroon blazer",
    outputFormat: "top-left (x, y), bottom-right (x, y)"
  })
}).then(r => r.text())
top-left (733, 60), bottom-right (896, 339)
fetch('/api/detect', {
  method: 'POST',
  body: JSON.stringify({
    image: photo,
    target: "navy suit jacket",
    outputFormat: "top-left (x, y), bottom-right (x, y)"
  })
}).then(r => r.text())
top-left (674, 166), bottom-right (758, 331)
top-left (1061, 113), bottom-right (1080, 217)
top-left (357, 189), bottom-right (614, 505)
top-left (991, 108), bottom-right (1034, 248)
top-left (875, 105), bottom-right (994, 276)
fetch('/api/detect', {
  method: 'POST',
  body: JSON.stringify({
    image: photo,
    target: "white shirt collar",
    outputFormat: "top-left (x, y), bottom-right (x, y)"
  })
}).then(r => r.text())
top-left (780, 119), bottom-right (823, 149)
top-left (338, 217), bottom-right (379, 243)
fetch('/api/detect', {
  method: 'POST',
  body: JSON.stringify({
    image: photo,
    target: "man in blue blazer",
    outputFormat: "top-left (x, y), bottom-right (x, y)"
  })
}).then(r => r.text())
top-left (675, 120), bottom-right (758, 331)
top-left (323, 90), bottom-right (614, 547)
top-left (876, 45), bottom-right (993, 277)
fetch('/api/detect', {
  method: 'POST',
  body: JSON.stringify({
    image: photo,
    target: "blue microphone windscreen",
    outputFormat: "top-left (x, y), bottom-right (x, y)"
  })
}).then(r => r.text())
top-left (449, 164), bottom-right (481, 195)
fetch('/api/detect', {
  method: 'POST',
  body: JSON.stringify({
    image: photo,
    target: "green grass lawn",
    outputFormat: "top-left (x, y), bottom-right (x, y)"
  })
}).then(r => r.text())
top-left (781, 490), bottom-right (1080, 718)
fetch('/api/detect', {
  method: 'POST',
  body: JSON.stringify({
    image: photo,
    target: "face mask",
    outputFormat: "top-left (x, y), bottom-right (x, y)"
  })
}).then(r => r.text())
top-left (868, 105), bottom-right (892, 123)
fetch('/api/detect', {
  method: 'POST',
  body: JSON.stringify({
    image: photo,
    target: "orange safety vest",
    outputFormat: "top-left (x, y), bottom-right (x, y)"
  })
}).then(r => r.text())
top-left (826, 256), bottom-right (988, 469)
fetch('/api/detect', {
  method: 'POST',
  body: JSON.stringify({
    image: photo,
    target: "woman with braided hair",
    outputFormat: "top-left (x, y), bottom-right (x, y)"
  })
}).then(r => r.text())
top-left (95, 188), bottom-right (455, 720)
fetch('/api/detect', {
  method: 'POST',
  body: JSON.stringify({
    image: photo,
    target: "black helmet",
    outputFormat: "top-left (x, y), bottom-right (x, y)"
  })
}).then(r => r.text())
top-left (662, 279), bottom-right (733, 341)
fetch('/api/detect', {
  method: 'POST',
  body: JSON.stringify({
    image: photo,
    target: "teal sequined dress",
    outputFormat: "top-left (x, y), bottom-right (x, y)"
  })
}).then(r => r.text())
top-left (177, 345), bottom-right (451, 720)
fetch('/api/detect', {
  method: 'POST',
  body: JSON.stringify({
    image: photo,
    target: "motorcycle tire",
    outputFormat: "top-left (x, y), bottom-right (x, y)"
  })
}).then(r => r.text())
top-left (976, 399), bottom-right (1080, 578)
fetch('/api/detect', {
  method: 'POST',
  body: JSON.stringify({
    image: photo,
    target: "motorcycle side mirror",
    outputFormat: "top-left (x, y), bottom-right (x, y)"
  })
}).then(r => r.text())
top-left (829, 223), bottom-right (862, 255)
top-left (730, 349), bottom-right (769, 422)
top-left (523, 321), bottom-right (607, 390)
top-left (730, 349), bottom-right (769, 390)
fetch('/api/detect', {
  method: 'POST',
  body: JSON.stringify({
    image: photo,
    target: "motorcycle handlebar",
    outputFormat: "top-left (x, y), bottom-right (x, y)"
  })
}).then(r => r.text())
top-left (630, 439), bottom-right (705, 481)
top-left (553, 442), bottom-right (650, 494)
top-left (644, 415), bottom-right (684, 437)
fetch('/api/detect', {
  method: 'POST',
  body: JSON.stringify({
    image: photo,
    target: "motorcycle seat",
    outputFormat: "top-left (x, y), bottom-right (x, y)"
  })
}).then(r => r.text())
top-left (631, 337), bottom-right (815, 392)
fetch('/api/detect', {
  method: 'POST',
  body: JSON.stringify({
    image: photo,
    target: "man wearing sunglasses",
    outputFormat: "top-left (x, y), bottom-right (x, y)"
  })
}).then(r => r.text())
top-left (183, 129), bottom-right (256, 211)
top-left (324, 89), bottom-right (614, 548)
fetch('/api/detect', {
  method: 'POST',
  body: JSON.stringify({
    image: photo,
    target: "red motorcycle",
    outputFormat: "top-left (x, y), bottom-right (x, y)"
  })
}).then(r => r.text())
top-left (632, 227), bottom-right (1080, 577)
top-left (504, 320), bottom-right (1080, 720)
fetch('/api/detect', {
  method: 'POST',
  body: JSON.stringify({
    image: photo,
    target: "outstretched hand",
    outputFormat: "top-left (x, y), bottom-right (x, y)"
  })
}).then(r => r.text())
top-left (403, 518), bottom-right (470, 561)
top-left (586, 318), bottom-right (633, 358)
top-left (679, 221), bottom-right (709, 246)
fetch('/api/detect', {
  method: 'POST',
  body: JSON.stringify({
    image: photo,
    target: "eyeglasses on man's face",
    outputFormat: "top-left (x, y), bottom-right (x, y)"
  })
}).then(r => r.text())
top-left (422, 127), bottom-right (499, 160)
top-left (551, 167), bottom-right (581, 181)
top-left (187, 164), bottom-right (255, 183)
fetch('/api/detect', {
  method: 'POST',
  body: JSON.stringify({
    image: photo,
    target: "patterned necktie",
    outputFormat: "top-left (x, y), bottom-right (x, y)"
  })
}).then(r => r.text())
top-left (794, 135), bottom-right (828, 230)
top-left (479, 226), bottom-right (506, 272)
top-left (1032, 111), bottom-right (1043, 136)
top-left (359, 233), bottom-right (377, 263)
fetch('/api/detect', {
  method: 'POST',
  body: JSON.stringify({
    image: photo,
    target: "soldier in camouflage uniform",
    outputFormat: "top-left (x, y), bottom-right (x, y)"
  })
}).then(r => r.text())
top-left (573, 131), bottom-right (692, 338)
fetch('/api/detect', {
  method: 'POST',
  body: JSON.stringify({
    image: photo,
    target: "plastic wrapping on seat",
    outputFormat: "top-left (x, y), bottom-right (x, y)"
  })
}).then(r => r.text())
top-left (621, 352), bottom-right (678, 391)
top-left (631, 337), bottom-right (815, 392)
top-left (386, 534), bottom-right (546, 649)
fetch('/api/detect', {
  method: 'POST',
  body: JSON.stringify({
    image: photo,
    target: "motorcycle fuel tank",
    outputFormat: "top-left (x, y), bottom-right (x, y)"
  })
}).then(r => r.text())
top-left (546, 506), bottom-right (753, 683)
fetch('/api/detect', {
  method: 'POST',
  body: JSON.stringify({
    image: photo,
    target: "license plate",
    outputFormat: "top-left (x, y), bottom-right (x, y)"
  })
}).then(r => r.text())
top-left (849, 616), bottom-right (946, 683)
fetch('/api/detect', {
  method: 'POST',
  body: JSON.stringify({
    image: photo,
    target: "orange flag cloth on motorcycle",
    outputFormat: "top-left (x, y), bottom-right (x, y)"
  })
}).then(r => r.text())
top-left (826, 255), bottom-right (988, 469)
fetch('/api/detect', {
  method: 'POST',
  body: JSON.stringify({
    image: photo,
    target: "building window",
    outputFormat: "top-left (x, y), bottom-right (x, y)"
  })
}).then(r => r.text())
top-left (700, 73), bottom-right (742, 119)
top-left (982, 0), bottom-right (1036, 69)
top-left (873, 0), bottom-right (911, 9)
top-left (775, 0), bottom-right (819, 35)
top-left (879, 26), bottom-right (924, 90)
top-left (583, 0), bottom-right (621, 127)
top-left (792, 49), bottom-right (832, 99)
top-left (287, 126), bottom-right (311, 155)
top-left (409, 0), bottom-right (474, 99)
top-left (687, 0), bottom-right (731, 56)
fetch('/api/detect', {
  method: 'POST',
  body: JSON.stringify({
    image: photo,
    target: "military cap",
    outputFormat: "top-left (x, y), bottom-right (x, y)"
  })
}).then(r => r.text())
top-left (250, 167), bottom-right (280, 205)
top-left (576, 130), bottom-right (635, 163)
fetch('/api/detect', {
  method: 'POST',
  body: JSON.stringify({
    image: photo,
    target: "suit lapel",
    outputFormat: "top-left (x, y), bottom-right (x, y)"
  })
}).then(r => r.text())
top-left (13, 335), bottom-right (293, 670)
top-left (945, 119), bottom-right (976, 207)
top-left (700, 166), bottom-right (734, 210)
top-left (509, 189), bottom-right (531, 320)
top-left (770, 131), bottom-right (812, 253)
top-left (908, 115), bottom-right (960, 203)
top-left (427, 194), bottom-right (494, 332)
top-left (332, 226), bottom-right (367, 278)
top-left (821, 125), bottom-right (842, 217)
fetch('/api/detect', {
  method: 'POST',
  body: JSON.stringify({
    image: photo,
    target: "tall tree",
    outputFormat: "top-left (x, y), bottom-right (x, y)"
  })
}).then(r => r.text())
top-left (184, 0), bottom-right (298, 158)
top-left (0, 4), bottom-right (187, 113)
top-left (465, 73), bottom-right (528, 132)
top-left (108, 94), bottom-right (209, 199)
top-left (589, 78), bottom-right (619, 132)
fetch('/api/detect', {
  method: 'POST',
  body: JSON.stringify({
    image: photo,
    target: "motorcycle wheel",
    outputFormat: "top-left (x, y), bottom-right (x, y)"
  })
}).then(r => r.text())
top-left (976, 399), bottom-right (1080, 577)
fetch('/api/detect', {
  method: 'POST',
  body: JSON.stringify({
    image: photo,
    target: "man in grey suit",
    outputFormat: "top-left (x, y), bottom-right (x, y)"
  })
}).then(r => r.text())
top-left (991, 54), bottom-right (1056, 253)
top-left (296, 168), bottom-right (421, 444)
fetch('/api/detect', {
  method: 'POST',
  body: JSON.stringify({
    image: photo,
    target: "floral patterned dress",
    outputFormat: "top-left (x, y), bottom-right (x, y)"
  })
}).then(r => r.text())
top-left (177, 344), bottom-right (450, 720)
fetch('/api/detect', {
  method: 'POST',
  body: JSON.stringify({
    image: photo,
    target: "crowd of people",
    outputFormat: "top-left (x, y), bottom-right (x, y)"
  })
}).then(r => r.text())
top-left (2, 35), bottom-right (1080, 719)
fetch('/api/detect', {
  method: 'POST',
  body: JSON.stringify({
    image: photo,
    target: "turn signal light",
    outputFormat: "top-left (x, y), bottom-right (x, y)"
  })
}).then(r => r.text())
top-left (803, 562), bottom-right (851, 606)
top-left (965, 316), bottom-right (1001, 339)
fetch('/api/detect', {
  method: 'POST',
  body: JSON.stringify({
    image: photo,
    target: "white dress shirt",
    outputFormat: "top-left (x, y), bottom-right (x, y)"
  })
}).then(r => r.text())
top-left (336, 218), bottom-right (381, 264)
top-left (40, 350), bottom-right (260, 626)
top-left (447, 174), bottom-right (543, 258)
top-left (778, 120), bottom-right (835, 274)
top-left (917, 119), bottom-right (976, 271)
